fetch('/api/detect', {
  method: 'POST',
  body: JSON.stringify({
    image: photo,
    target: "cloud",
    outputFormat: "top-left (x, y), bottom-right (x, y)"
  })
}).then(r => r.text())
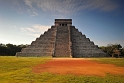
top-left (24, 0), bottom-right (33, 8)
top-left (23, 0), bottom-right (119, 15)
top-left (21, 24), bottom-right (50, 37)
top-left (85, 0), bottom-right (119, 11)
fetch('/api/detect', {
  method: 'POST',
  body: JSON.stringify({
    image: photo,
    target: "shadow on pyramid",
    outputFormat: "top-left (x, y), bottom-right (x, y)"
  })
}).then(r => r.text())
top-left (16, 19), bottom-right (107, 58)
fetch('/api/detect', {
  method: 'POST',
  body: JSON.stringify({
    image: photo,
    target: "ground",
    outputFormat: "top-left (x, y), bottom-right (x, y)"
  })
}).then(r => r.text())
top-left (33, 58), bottom-right (124, 76)
top-left (0, 57), bottom-right (124, 83)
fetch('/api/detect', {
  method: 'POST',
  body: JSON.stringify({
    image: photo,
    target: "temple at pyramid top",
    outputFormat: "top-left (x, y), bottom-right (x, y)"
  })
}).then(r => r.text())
top-left (55, 19), bottom-right (72, 26)
top-left (16, 19), bottom-right (107, 57)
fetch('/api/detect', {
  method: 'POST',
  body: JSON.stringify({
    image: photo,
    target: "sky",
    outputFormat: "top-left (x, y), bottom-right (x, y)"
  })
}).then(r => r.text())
top-left (0, 0), bottom-right (124, 47)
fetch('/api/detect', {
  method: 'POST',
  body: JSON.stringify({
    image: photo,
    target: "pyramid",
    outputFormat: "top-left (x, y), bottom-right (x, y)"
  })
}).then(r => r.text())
top-left (16, 19), bottom-right (106, 57)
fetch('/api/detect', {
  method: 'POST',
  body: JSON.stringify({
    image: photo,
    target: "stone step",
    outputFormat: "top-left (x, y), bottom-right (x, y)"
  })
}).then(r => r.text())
top-left (16, 25), bottom-right (56, 57)
top-left (70, 26), bottom-right (106, 57)
top-left (54, 26), bottom-right (71, 57)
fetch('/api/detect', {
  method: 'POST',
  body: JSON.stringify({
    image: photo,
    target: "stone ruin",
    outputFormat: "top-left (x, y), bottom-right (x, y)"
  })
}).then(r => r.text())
top-left (16, 19), bottom-right (107, 57)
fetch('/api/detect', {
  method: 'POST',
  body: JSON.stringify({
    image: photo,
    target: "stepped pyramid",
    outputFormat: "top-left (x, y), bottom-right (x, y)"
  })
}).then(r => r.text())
top-left (16, 19), bottom-right (106, 57)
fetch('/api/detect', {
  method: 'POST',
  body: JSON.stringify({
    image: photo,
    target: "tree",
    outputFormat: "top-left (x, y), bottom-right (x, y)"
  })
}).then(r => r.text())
top-left (122, 47), bottom-right (124, 57)
top-left (112, 49), bottom-right (121, 57)
top-left (0, 43), bottom-right (7, 55)
top-left (100, 44), bottom-right (123, 58)
top-left (0, 43), bottom-right (26, 56)
top-left (111, 44), bottom-right (122, 57)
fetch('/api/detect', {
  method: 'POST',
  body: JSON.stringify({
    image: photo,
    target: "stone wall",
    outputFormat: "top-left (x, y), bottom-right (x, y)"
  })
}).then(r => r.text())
top-left (55, 19), bottom-right (72, 26)
top-left (70, 26), bottom-right (106, 57)
top-left (16, 26), bottom-right (56, 57)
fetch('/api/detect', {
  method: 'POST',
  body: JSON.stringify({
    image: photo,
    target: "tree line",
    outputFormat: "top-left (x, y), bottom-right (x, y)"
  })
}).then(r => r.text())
top-left (0, 43), bottom-right (124, 57)
top-left (0, 43), bottom-right (27, 56)
top-left (100, 44), bottom-right (124, 57)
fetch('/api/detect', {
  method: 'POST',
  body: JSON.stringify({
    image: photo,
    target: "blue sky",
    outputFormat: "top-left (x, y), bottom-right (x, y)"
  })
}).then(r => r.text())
top-left (0, 0), bottom-right (124, 47)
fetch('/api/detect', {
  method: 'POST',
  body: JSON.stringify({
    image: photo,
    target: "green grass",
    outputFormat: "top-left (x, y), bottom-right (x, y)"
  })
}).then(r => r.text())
top-left (90, 58), bottom-right (124, 67)
top-left (0, 56), bottom-right (124, 83)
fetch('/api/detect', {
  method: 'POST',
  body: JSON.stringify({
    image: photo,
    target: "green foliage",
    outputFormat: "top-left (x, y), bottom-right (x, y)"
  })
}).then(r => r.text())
top-left (0, 57), bottom-right (124, 83)
top-left (100, 44), bottom-right (123, 57)
top-left (122, 47), bottom-right (124, 56)
top-left (0, 43), bottom-right (26, 56)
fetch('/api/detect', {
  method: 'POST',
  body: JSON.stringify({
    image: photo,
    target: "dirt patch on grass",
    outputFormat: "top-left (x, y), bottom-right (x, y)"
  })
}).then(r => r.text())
top-left (32, 58), bottom-right (124, 76)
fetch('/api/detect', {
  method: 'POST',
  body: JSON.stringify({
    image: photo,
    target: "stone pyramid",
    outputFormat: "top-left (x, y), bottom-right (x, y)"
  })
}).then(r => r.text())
top-left (16, 19), bottom-right (106, 57)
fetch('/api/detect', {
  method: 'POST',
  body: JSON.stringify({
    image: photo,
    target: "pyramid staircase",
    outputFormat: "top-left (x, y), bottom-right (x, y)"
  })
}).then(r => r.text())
top-left (53, 26), bottom-right (71, 57)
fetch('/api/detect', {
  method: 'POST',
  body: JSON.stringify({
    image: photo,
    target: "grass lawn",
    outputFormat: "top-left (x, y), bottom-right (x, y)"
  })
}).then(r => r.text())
top-left (90, 58), bottom-right (124, 67)
top-left (0, 56), bottom-right (124, 83)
